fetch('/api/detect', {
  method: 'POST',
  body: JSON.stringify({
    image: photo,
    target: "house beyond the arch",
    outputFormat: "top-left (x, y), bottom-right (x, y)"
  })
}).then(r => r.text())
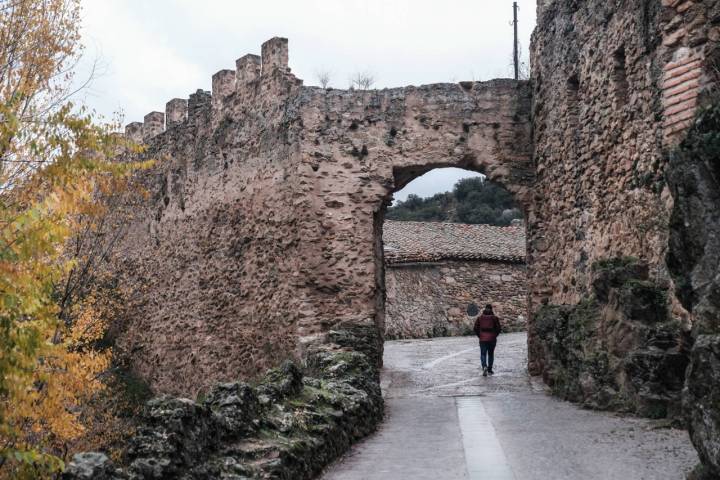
top-left (383, 221), bottom-right (527, 339)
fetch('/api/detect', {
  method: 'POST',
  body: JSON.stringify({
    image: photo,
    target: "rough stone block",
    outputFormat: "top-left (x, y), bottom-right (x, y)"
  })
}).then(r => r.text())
top-left (261, 37), bottom-right (289, 75)
top-left (165, 98), bottom-right (188, 128)
top-left (211, 70), bottom-right (236, 114)
top-left (187, 89), bottom-right (211, 123)
top-left (125, 121), bottom-right (143, 144)
top-left (236, 54), bottom-right (261, 85)
top-left (142, 112), bottom-right (164, 141)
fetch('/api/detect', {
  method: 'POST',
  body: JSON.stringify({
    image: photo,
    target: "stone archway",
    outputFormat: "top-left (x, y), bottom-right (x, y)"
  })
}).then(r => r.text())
top-left (114, 38), bottom-right (534, 396)
top-left (378, 168), bottom-right (528, 341)
top-left (295, 78), bottom-right (534, 360)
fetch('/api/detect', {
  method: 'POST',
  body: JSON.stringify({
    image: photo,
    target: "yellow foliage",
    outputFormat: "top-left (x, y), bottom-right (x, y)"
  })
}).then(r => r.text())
top-left (0, 0), bottom-right (151, 477)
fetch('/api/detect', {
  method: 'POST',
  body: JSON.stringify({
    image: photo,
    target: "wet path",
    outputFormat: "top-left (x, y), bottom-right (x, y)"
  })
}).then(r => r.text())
top-left (320, 333), bottom-right (698, 480)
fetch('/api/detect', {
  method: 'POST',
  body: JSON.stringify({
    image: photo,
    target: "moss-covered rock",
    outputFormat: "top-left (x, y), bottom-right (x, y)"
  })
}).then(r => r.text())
top-left (256, 360), bottom-right (304, 403)
top-left (666, 96), bottom-right (720, 477)
top-left (591, 256), bottom-right (650, 303)
top-left (63, 326), bottom-right (384, 480)
top-left (206, 382), bottom-right (261, 437)
top-left (534, 257), bottom-right (687, 418)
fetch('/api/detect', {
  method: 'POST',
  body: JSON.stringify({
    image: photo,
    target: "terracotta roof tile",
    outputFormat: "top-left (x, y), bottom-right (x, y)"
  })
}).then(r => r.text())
top-left (383, 221), bottom-right (525, 264)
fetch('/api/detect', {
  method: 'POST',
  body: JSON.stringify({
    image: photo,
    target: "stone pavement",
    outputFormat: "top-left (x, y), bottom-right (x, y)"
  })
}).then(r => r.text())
top-left (320, 333), bottom-right (698, 480)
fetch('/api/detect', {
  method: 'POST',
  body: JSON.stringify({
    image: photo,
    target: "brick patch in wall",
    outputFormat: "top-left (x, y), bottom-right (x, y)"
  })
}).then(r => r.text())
top-left (663, 54), bottom-right (703, 143)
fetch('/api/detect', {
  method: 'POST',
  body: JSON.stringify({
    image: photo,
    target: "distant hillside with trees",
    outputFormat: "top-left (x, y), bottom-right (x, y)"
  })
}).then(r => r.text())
top-left (386, 177), bottom-right (523, 226)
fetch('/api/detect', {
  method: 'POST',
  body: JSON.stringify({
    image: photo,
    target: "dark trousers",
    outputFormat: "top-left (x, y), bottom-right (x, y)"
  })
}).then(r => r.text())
top-left (479, 340), bottom-right (497, 369)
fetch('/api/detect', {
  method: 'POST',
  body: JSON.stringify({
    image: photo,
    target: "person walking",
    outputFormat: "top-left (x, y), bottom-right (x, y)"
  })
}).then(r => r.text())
top-left (473, 304), bottom-right (502, 376)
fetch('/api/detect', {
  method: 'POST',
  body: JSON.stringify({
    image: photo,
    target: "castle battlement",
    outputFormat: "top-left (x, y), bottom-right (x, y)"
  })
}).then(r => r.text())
top-left (165, 98), bottom-right (188, 127)
top-left (125, 36), bottom-right (298, 142)
top-left (124, 121), bottom-right (143, 143)
top-left (142, 111), bottom-right (164, 141)
top-left (261, 37), bottom-right (289, 75)
top-left (236, 54), bottom-right (261, 85)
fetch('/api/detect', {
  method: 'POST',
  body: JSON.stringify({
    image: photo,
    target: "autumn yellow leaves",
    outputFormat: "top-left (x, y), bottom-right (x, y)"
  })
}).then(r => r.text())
top-left (0, 1), bottom-right (148, 477)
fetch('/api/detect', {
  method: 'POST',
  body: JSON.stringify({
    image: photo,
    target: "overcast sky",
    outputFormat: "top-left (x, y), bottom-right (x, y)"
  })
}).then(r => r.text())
top-left (76, 0), bottom-right (536, 200)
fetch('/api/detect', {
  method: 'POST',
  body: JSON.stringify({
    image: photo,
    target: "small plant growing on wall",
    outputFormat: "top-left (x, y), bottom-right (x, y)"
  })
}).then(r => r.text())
top-left (350, 71), bottom-right (376, 90)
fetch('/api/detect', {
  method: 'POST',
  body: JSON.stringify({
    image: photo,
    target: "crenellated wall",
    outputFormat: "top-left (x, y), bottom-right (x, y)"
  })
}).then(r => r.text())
top-left (75, 3), bottom-right (720, 477)
top-left (112, 37), bottom-right (533, 396)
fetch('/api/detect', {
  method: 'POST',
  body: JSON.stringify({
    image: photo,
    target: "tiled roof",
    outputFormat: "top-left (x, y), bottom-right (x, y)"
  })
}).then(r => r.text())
top-left (383, 221), bottom-right (525, 264)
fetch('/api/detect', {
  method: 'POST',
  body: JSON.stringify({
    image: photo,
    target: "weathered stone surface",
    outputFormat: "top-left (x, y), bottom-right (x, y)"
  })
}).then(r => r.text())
top-left (256, 360), bottom-right (304, 403)
top-left (127, 397), bottom-right (219, 478)
top-left (528, 0), bottom-right (719, 385)
top-left (534, 258), bottom-right (688, 418)
top-left (529, 0), bottom-right (670, 314)
top-left (205, 382), bottom-right (260, 436)
top-left (385, 260), bottom-right (527, 339)
top-left (64, 326), bottom-right (383, 480)
top-left (667, 99), bottom-right (720, 477)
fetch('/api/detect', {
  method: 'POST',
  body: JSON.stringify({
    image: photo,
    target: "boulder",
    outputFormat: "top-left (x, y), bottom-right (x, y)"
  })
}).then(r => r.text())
top-left (685, 335), bottom-right (720, 477)
top-left (128, 397), bottom-right (219, 478)
top-left (535, 257), bottom-right (686, 417)
top-left (205, 382), bottom-right (260, 437)
top-left (62, 453), bottom-right (122, 480)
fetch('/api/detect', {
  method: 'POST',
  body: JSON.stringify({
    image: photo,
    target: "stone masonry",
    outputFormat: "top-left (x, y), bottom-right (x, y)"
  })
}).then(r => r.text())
top-left (111, 37), bottom-right (533, 397)
top-left (88, 1), bottom-right (720, 475)
top-left (385, 261), bottom-right (527, 339)
top-left (529, 0), bottom-right (717, 311)
top-left (383, 221), bottom-right (527, 339)
top-left (531, 0), bottom-right (719, 475)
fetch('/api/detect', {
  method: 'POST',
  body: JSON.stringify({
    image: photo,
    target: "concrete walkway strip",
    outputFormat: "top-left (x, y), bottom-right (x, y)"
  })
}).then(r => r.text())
top-left (457, 396), bottom-right (516, 480)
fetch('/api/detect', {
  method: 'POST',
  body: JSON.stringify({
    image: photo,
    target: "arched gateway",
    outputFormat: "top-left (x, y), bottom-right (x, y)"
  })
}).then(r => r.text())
top-left (66, 0), bottom-right (720, 474)
top-left (116, 37), bottom-right (533, 396)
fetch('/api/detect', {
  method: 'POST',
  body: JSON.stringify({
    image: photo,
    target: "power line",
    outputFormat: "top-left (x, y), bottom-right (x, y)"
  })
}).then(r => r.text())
top-left (512, 2), bottom-right (519, 81)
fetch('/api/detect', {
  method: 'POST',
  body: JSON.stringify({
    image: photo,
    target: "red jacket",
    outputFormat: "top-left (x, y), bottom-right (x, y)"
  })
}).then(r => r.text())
top-left (474, 314), bottom-right (501, 342)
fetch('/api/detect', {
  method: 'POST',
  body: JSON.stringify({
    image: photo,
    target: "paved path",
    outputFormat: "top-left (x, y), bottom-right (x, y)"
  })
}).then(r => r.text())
top-left (321, 333), bottom-right (699, 480)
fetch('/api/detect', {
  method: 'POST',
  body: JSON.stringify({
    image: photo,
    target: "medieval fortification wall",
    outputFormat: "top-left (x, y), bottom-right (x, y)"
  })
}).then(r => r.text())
top-left (113, 37), bottom-right (533, 396)
top-left (88, 1), bottom-right (720, 477)
top-left (532, 1), bottom-right (719, 476)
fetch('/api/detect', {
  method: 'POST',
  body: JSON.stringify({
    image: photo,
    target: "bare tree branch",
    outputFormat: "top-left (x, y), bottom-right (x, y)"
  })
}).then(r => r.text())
top-left (315, 69), bottom-right (331, 89)
top-left (350, 71), bottom-right (376, 90)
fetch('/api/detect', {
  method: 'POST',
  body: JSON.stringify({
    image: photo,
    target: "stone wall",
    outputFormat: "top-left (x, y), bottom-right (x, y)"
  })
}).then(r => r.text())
top-left (530, 0), bottom-right (670, 315)
top-left (69, 2), bottom-right (720, 477)
top-left (64, 325), bottom-right (384, 480)
top-left (109, 37), bottom-right (533, 397)
top-left (528, 0), bottom-right (716, 378)
top-left (385, 260), bottom-right (527, 339)
top-left (530, 0), bottom-right (719, 474)
top-left (530, 0), bottom-right (718, 309)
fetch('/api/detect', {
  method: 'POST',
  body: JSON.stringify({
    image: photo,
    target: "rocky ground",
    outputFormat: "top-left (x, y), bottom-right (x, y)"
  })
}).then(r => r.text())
top-left (320, 333), bottom-right (698, 480)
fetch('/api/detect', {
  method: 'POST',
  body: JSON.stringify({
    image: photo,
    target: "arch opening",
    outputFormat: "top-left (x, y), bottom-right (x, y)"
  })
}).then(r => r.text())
top-left (374, 166), bottom-right (529, 343)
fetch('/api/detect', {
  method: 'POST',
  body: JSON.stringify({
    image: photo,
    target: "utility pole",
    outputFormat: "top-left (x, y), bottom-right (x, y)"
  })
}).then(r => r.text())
top-left (512, 2), bottom-right (519, 80)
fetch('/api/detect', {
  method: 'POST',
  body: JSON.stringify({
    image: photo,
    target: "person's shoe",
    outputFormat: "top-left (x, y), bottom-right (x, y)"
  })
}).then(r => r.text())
top-left (488, 368), bottom-right (494, 375)
top-left (482, 367), bottom-right (488, 377)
